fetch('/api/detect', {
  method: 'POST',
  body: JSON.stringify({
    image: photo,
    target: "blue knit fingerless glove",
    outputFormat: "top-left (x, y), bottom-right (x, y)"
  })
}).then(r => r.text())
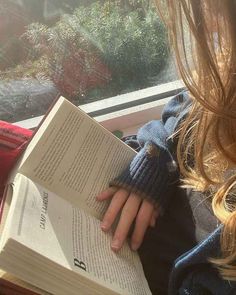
top-left (110, 141), bottom-right (179, 212)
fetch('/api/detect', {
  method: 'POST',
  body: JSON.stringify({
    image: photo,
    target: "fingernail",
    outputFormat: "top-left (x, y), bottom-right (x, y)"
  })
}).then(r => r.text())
top-left (96, 194), bottom-right (102, 200)
top-left (150, 219), bottom-right (156, 228)
top-left (131, 242), bottom-right (139, 251)
top-left (101, 221), bottom-right (109, 231)
top-left (111, 238), bottom-right (120, 251)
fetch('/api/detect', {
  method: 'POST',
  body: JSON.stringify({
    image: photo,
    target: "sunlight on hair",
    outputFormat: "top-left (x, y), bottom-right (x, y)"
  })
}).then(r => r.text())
top-left (155, 0), bottom-right (236, 280)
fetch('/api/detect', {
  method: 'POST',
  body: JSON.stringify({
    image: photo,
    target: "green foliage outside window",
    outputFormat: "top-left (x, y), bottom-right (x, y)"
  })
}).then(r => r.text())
top-left (4, 1), bottom-right (169, 102)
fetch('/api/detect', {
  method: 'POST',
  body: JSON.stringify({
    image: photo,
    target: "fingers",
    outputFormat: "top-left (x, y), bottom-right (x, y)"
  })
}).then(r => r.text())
top-left (97, 187), bottom-right (159, 252)
top-left (131, 200), bottom-right (154, 250)
top-left (96, 186), bottom-right (118, 201)
top-left (111, 193), bottom-right (142, 251)
top-left (100, 188), bottom-right (129, 232)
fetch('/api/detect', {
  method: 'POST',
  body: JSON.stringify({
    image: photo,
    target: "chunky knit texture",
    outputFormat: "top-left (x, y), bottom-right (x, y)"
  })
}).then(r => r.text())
top-left (111, 142), bottom-right (178, 212)
top-left (111, 91), bottom-right (191, 212)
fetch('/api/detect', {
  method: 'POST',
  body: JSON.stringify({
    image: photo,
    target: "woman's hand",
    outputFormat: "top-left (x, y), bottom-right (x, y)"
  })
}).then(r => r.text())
top-left (96, 187), bottom-right (159, 252)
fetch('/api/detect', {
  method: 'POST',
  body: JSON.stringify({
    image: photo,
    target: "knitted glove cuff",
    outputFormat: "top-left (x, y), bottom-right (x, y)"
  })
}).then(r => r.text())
top-left (110, 142), bottom-right (178, 211)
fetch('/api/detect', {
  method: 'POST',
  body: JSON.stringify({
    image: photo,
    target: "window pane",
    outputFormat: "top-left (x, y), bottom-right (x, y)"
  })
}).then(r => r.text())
top-left (0, 0), bottom-right (178, 123)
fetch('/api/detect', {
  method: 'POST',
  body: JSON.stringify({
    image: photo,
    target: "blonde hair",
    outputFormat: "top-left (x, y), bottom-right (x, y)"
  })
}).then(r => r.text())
top-left (155, 0), bottom-right (236, 280)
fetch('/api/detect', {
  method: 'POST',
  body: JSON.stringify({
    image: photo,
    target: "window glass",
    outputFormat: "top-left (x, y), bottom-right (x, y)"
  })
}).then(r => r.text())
top-left (0, 0), bottom-right (178, 123)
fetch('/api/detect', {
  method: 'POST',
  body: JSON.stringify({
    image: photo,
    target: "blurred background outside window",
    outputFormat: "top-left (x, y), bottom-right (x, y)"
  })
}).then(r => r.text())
top-left (0, 0), bottom-right (178, 123)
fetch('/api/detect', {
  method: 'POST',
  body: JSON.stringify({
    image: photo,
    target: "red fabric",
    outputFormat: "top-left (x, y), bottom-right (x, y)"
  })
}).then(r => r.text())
top-left (0, 121), bottom-right (33, 200)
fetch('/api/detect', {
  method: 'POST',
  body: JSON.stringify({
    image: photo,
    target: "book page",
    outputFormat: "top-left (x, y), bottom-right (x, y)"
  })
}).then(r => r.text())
top-left (2, 175), bottom-right (151, 295)
top-left (0, 184), bottom-right (13, 236)
top-left (18, 97), bottom-right (136, 219)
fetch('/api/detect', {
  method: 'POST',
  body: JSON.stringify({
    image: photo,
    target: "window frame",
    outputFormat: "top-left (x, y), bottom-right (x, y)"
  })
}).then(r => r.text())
top-left (13, 80), bottom-right (185, 135)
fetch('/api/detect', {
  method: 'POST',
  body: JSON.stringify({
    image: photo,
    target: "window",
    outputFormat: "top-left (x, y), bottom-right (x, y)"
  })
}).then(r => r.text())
top-left (1, 0), bottom-right (179, 124)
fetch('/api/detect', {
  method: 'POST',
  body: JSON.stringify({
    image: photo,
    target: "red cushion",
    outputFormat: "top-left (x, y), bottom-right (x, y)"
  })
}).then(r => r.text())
top-left (0, 121), bottom-right (33, 199)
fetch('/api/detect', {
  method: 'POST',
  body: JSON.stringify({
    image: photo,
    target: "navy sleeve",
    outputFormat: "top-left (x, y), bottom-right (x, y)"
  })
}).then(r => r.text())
top-left (110, 91), bottom-right (191, 212)
top-left (168, 225), bottom-right (236, 294)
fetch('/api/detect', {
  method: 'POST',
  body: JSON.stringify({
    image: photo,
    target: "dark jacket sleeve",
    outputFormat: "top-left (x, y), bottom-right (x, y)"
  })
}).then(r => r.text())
top-left (110, 91), bottom-right (191, 211)
top-left (169, 225), bottom-right (236, 295)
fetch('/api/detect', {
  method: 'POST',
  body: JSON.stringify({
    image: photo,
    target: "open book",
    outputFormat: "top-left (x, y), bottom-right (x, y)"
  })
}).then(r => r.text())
top-left (0, 97), bottom-right (152, 295)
